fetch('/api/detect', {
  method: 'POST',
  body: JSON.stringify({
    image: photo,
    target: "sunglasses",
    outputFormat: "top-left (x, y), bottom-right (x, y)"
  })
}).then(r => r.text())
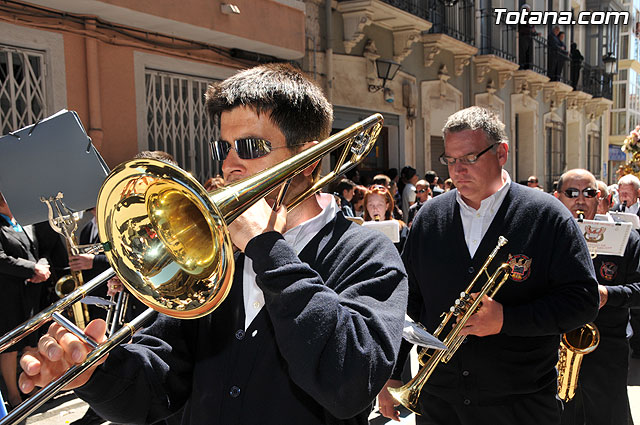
top-left (439, 143), bottom-right (499, 166)
top-left (210, 138), bottom-right (304, 161)
top-left (417, 189), bottom-right (428, 194)
top-left (563, 188), bottom-right (598, 199)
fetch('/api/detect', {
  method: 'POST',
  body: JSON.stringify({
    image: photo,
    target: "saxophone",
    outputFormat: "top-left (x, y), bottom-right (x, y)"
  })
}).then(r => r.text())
top-left (556, 209), bottom-right (601, 402)
top-left (557, 322), bottom-right (600, 401)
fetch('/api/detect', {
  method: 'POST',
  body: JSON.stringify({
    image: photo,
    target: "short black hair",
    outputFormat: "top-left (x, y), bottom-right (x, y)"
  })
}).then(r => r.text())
top-left (401, 166), bottom-right (417, 180)
top-left (424, 170), bottom-right (437, 184)
top-left (337, 179), bottom-right (355, 194)
top-left (205, 63), bottom-right (333, 149)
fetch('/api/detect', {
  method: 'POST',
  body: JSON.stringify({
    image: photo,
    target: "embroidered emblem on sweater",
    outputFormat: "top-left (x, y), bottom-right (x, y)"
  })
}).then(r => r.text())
top-left (599, 262), bottom-right (617, 281)
top-left (507, 254), bottom-right (532, 282)
top-left (584, 225), bottom-right (606, 243)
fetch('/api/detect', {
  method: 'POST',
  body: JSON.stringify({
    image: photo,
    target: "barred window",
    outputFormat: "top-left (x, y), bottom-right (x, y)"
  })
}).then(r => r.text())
top-left (145, 69), bottom-right (221, 183)
top-left (587, 128), bottom-right (602, 177)
top-left (545, 119), bottom-right (566, 191)
top-left (0, 46), bottom-right (47, 135)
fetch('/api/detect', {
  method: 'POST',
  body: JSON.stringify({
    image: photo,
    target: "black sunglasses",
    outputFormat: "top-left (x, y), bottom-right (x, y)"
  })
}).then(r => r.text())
top-left (439, 143), bottom-right (499, 166)
top-left (417, 189), bottom-right (428, 193)
top-left (563, 187), bottom-right (598, 199)
top-left (210, 138), bottom-right (304, 161)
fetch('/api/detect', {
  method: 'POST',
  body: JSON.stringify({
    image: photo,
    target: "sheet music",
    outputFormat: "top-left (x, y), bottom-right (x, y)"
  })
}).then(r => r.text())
top-left (362, 220), bottom-right (400, 243)
top-left (576, 219), bottom-right (632, 257)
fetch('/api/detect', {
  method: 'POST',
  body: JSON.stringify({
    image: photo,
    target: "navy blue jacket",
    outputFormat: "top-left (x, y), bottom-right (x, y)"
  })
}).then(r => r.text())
top-left (76, 213), bottom-right (408, 424)
top-left (393, 183), bottom-right (599, 404)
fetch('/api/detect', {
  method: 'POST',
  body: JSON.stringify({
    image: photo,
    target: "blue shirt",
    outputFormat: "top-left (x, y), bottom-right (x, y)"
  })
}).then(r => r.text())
top-left (0, 213), bottom-right (23, 232)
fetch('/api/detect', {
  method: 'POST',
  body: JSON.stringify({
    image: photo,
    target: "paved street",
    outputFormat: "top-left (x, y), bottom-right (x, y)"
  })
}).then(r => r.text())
top-left (18, 355), bottom-right (640, 424)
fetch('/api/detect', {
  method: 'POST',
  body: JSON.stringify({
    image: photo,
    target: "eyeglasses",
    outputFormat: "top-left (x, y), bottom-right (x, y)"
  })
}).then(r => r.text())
top-left (563, 188), bottom-right (598, 199)
top-left (528, 180), bottom-right (538, 184)
top-left (210, 138), bottom-right (303, 161)
top-left (439, 143), bottom-right (499, 166)
top-left (417, 189), bottom-right (428, 194)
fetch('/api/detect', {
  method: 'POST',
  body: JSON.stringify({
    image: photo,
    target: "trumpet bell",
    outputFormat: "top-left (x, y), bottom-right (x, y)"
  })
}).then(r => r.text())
top-left (97, 159), bottom-right (235, 319)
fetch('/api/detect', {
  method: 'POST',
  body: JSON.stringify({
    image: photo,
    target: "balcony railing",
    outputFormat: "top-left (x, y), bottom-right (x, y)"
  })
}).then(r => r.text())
top-left (581, 63), bottom-right (613, 100)
top-left (527, 33), bottom-right (547, 76)
top-left (427, 0), bottom-right (475, 45)
top-left (478, 9), bottom-right (516, 62)
top-left (378, 0), bottom-right (429, 20)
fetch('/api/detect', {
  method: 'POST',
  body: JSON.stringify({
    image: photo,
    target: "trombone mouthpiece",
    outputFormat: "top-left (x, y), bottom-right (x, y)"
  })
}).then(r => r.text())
top-left (497, 236), bottom-right (508, 246)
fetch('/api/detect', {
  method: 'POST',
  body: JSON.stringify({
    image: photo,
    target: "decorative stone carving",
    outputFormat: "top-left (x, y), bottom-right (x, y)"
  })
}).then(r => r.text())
top-left (472, 55), bottom-right (519, 86)
top-left (423, 42), bottom-right (441, 67)
top-left (393, 27), bottom-right (421, 63)
top-left (422, 33), bottom-right (477, 72)
top-left (341, 11), bottom-right (372, 53)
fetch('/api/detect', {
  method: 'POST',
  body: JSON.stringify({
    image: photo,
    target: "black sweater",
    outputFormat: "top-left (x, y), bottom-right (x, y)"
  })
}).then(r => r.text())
top-left (592, 229), bottom-right (640, 337)
top-left (393, 183), bottom-right (599, 404)
top-left (76, 213), bottom-right (408, 424)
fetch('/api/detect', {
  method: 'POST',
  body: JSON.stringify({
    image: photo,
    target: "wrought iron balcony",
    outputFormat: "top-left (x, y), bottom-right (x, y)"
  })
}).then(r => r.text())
top-left (378, 0), bottom-right (429, 20)
top-left (478, 9), bottom-right (516, 62)
top-left (427, 0), bottom-right (475, 46)
top-left (581, 63), bottom-right (613, 100)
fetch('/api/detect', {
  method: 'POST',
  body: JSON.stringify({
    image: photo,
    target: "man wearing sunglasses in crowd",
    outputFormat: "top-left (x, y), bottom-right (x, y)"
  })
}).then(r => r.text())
top-left (19, 63), bottom-right (409, 425)
top-left (554, 168), bottom-right (640, 425)
top-left (377, 106), bottom-right (599, 425)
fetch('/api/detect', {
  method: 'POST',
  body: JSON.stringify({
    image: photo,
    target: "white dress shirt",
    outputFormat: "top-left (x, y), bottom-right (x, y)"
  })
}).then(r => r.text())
top-left (456, 170), bottom-right (511, 258)
top-left (242, 193), bottom-right (338, 330)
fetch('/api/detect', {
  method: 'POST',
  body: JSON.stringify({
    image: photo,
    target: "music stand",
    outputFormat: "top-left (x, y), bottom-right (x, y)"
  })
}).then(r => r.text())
top-left (0, 109), bottom-right (109, 226)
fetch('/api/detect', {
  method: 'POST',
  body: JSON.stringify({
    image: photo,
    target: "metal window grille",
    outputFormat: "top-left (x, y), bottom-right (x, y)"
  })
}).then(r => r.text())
top-left (145, 69), bottom-right (220, 183)
top-left (0, 46), bottom-right (47, 135)
top-left (587, 128), bottom-right (601, 177)
top-left (545, 120), bottom-right (565, 191)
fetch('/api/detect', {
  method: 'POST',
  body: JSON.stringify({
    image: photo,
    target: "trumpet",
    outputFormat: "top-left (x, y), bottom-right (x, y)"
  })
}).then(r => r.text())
top-left (0, 114), bottom-right (383, 425)
top-left (388, 236), bottom-right (512, 414)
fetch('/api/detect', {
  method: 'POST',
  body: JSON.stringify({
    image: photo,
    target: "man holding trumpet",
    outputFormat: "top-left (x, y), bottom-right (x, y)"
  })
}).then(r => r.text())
top-left (18, 64), bottom-right (408, 424)
top-left (378, 107), bottom-right (599, 424)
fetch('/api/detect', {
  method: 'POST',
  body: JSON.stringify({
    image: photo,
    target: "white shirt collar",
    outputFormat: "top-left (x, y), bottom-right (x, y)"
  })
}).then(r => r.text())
top-left (242, 193), bottom-right (338, 330)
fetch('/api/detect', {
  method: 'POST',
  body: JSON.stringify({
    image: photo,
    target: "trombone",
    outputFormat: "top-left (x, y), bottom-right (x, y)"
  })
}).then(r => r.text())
top-left (0, 113), bottom-right (383, 425)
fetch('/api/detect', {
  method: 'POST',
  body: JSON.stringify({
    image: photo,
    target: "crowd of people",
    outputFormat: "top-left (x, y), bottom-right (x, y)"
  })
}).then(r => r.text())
top-left (0, 63), bottom-right (638, 425)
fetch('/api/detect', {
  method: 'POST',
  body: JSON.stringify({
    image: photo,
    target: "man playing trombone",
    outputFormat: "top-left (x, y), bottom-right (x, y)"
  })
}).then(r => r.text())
top-left (555, 169), bottom-right (640, 425)
top-left (378, 107), bottom-right (599, 424)
top-left (17, 63), bottom-right (408, 425)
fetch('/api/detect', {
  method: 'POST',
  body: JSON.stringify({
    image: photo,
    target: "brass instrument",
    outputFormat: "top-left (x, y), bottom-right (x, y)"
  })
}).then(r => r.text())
top-left (41, 195), bottom-right (90, 328)
top-left (557, 323), bottom-right (600, 402)
top-left (388, 236), bottom-right (512, 414)
top-left (556, 209), bottom-right (600, 402)
top-left (0, 114), bottom-right (383, 425)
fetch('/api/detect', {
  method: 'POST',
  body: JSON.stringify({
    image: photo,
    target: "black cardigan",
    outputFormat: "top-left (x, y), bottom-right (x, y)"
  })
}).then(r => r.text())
top-left (393, 183), bottom-right (599, 404)
top-left (76, 213), bottom-right (408, 424)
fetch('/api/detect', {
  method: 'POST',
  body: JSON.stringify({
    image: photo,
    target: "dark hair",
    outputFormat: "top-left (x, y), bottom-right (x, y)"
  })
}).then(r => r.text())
top-left (337, 178), bottom-right (355, 194)
top-left (401, 166), bottom-right (417, 180)
top-left (205, 63), bottom-right (333, 149)
top-left (386, 168), bottom-right (398, 180)
top-left (424, 170), bottom-right (437, 184)
top-left (134, 150), bottom-right (178, 166)
top-left (371, 174), bottom-right (391, 187)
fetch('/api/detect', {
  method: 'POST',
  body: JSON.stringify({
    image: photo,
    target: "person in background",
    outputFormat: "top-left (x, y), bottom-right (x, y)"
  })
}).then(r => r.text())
top-left (400, 167), bottom-right (418, 221)
top-left (407, 180), bottom-right (430, 226)
top-left (569, 42), bottom-right (584, 90)
top-left (443, 178), bottom-right (455, 192)
top-left (612, 174), bottom-right (640, 213)
top-left (425, 171), bottom-right (444, 197)
top-left (518, 4), bottom-right (537, 70)
top-left (555, 169), bottom-right (640, 425)
top-left (363, 185), bottom-right (408, 253)
top-left (386, 168), bottom-right (401, 208)
top-left (336, 178), bottom-right (356, 217)
top-left (352, 185), bottom-right (368, 218)
top-left (0, 192), bottom-right (50, 410)
top-left (204, 175), bottom-right (225, 192)
top-left (596, 180), bottom-right (612, 216)
top-left (527, 175), bottom-right (543, 191)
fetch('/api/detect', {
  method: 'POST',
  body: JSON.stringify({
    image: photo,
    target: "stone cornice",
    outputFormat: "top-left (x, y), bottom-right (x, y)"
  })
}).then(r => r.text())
top-left (543, 81), bottom-right (573, 108)
top-left (513, 70), bottom-right (550, 99)
top-left (472, 55), bottom-right (520, 87)
top-left (422, 33), bottom-right (477, 75)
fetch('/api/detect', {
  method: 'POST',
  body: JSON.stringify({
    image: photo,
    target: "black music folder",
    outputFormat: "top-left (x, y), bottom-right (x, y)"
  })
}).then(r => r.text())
top-left (0, 110), bottom-right (109, 225)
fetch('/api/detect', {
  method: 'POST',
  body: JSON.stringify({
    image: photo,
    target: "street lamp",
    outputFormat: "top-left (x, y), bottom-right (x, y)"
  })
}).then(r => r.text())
top-left (603, 52), bottom-right (617, 75)
top-left (368, 59), bottom-right (401, 92)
